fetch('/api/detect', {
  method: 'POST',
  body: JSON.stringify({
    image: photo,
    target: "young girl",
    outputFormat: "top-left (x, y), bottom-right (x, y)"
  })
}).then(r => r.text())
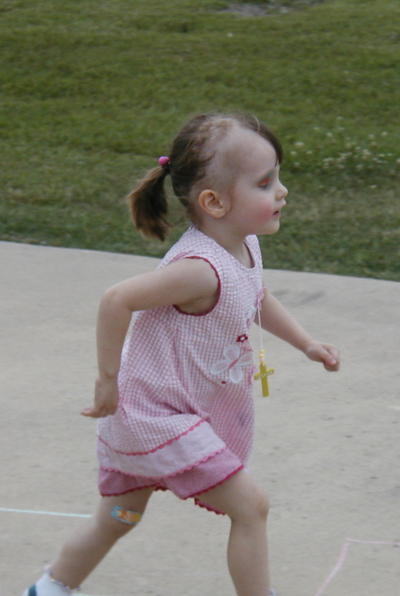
top-left (24, 112), bottom-right (339, 596)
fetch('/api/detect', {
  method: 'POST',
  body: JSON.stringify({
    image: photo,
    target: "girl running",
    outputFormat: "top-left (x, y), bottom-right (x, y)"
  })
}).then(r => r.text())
top-left (25, 112), bottom-right (339, 596)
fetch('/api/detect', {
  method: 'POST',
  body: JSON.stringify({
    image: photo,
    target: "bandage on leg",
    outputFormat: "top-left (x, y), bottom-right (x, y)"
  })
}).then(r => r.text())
top-left (110, 505), bottom-right (142, 526)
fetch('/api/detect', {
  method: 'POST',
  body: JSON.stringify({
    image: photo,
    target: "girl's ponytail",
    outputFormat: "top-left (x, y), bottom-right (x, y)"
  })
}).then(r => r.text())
top-left (128, 163), bottom-right (170, 242)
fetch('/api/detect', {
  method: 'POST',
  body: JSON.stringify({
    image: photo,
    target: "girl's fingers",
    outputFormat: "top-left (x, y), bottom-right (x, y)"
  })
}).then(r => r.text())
top-left (322, 345), bottom-right (340, 370)
top-left (80, 407), bottom-right (98, 417)
top-left (81, 406), bottom-right (114, 418)
top-left (306, 342), bottom-right (340, 371)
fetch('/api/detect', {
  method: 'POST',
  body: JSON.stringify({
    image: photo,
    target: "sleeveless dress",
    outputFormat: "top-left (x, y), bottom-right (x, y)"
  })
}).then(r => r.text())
top-left (97, 226), bottom-right (265, 513)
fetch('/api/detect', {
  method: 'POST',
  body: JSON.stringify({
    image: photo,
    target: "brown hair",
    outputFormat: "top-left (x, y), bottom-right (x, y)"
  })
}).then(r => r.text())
top-left (128, 112), bottom-right (283, 241)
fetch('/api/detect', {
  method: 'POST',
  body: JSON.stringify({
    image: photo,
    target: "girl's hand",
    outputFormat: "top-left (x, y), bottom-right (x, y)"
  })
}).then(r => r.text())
top-left (304, 341), bottom-right (340, 372)
top-left (81, 377), bottom-right (119, 418)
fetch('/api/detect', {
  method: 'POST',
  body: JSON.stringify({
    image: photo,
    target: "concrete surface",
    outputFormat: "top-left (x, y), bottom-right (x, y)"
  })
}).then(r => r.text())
top-left (1, 240), bottom-right (399, 596)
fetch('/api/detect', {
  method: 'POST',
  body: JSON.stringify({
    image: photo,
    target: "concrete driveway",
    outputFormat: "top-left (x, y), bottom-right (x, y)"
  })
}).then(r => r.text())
top-left (1, 241), bottom-right (399, 596)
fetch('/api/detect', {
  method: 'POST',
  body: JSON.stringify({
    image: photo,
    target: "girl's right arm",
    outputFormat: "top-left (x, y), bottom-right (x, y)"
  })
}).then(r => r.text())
top-left (81, 257), bottom-right (219, 418)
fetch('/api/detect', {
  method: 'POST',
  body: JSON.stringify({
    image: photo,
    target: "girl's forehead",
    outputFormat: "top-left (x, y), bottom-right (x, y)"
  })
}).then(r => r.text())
top-left (228, 129), bottom-right (277, 173)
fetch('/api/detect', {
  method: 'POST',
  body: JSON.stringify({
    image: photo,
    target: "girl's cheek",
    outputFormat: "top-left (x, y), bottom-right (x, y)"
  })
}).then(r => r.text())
top-left (257, 203), bottom-right (275, 220)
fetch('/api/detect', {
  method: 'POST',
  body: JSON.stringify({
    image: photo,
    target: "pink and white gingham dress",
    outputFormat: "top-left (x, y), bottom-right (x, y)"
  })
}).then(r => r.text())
top-left (97, 226), bottom-right (264, 513)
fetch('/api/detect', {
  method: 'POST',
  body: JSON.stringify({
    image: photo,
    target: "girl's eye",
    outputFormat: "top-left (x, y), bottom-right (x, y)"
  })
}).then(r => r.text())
top-left (259, 177), bottom-right (272, 188)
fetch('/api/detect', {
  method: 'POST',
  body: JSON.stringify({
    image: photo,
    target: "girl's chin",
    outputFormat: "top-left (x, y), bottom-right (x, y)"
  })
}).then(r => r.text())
top-left (261, 221), bottom-right (280, 235)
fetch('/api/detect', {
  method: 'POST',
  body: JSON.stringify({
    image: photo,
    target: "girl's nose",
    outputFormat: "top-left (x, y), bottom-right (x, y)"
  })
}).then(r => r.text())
top-left (278, 183), bottom-right (288, 200)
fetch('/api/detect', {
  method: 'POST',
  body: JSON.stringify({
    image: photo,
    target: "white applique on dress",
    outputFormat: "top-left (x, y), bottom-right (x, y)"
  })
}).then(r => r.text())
top-left (211, 340), bottom-right (253, 383)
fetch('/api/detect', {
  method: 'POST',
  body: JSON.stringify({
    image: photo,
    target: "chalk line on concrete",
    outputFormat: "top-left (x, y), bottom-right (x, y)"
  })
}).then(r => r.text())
top-left (314, 538), bottom-right (400, 596)
top-left (0, 506), bottom-right (91, 518)
top-left (3, 507), bottom-right (400, 595)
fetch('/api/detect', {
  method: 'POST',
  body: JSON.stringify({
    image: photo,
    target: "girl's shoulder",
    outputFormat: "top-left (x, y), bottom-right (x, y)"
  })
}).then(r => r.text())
top-left (159, 228), bottom-right (222, 282)
top-left (162, 227), bottom-right (262, 272)
top-left (161, 226), bottom-right (216, 264)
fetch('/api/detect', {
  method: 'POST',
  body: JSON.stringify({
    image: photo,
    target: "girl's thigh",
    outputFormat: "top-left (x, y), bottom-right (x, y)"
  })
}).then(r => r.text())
top-left (196, 470), bottom-right (269, 520)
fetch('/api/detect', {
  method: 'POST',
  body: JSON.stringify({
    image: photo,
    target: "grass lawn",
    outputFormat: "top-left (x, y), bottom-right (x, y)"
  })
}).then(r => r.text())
top-left (1, 0), bottom-right (399, 280)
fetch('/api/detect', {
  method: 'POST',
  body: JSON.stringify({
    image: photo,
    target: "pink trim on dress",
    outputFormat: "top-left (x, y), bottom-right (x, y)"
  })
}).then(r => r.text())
top-left (100, 485), bottom-right (167, 497)
top-left (100, 465), bottom-right (244, 516)
top-left (173, 256), bottom-right (221, 316)
top-left (100, 446), bottom-right (227, 481)
top-left (193, 500), bottom-right (226, 516)
top-left (98, 418), bottom-right (206, 456)
top-left (189, 465), bottom-right (244, 499)
top-left (192, 465), bottom-right (244, 515)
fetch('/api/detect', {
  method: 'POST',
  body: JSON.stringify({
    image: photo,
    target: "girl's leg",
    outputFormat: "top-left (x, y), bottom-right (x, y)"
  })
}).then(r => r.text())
top-left (197, 470), bottom-right (271, 596)
top-left (49, 488), bottom-right (153, 589)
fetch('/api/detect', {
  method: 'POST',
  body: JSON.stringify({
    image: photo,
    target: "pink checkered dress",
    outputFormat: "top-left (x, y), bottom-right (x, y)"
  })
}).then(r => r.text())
top-left (97, 226), bottom-right (264, 512)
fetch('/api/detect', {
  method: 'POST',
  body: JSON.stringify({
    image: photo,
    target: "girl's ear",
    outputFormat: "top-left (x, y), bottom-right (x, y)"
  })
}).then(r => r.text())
top-left (197, 189), bottom-right (229, 219)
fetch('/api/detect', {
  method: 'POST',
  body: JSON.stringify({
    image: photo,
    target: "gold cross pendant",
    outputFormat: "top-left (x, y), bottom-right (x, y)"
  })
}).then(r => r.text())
top-left (254, 350), bottom-right (274, 397)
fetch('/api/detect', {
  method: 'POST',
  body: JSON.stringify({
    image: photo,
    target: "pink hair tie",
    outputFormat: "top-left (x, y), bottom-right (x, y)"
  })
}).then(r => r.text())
top-left (158, 155), bottom-right (170, 168)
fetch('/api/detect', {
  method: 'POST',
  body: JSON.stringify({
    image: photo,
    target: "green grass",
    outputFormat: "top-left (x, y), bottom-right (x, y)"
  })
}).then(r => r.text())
top-left (1, 0), bottom-right (399, 280)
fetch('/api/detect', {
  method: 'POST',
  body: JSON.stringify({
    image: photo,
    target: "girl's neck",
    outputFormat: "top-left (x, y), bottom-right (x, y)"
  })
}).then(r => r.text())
top-left (195, 222), bottom-right (252, 268)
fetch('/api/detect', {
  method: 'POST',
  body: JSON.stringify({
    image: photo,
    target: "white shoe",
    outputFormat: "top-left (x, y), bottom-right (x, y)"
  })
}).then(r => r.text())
top-left (22, 582), bottom-right (76, 595)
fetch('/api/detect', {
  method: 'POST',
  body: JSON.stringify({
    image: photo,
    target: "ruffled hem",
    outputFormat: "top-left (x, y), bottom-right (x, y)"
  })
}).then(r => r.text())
top-left (100, 484), bottom-right (167, 498)
top-left (193, 499), bottom-right (226, 516)
top-left (97, 416), bottom-right (226, 479)
top-left (100, 445), bottom-right (227, 482)
top-left (193, 465), bottom-right (244, 515)
top-left (99, 445), bottom-right (243, 514)
top-left (190, 464), bottom-right (244, 500)
top-left (99, 466), bottom-right (244, 516)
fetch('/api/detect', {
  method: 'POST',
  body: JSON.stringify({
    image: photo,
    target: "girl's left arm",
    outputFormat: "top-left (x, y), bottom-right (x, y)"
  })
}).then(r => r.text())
top-left (258, 288), bottom-right (340, 372)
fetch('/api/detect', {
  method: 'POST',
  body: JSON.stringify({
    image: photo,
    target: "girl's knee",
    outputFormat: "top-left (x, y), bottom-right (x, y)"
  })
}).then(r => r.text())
top-left (95, 489), bottom-right (151, 539)
top-left (95, 504), bottom-right (143, 540)
top-left (235, 489), bottom-right (269, 524)
top-left (254, 490), bottom-right (270, 520)
top-left (226, 477), bottom-right (270, 524)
